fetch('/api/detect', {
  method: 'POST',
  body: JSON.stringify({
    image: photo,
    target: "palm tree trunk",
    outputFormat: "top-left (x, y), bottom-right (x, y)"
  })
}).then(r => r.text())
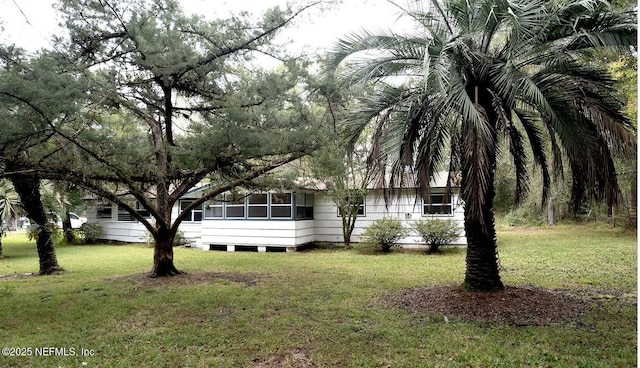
top-left (463, 204), bottom-right (503, 291)
top-left (10, 173), bottom-right (64, 275)
top-left (462, 175), bottom-right (503, 291)
top-left (460, 117), bottom-right (503, 291)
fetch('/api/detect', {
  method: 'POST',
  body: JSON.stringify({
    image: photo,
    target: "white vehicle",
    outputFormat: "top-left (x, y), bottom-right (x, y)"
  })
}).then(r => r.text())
top-left (68, 213), bottom-right (88, 229)
top-left (48, 212), bottom-right (88, 229)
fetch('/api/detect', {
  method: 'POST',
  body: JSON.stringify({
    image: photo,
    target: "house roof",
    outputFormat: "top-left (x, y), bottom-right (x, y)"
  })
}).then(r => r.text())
top-left (295, 171), bottom-right (459, 191)
top-left (373, 171), bottom-right (459, 190)
top-left (83, 171), bottom-right (460, 202)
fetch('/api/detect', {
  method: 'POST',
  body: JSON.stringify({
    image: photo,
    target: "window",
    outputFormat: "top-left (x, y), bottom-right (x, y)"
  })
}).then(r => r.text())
top-left (96, 203), bottom-right (112, 219)
top-left (337, 196), bottom-right (365, 217)
top-left (423, 193), bottom-right (453, 216)
top-left (117, 206), bottom-right (134, 221)
top-left (136, 201), bottom-right (153, 219)
top-left (199, 191), bottom-right (303, 220)
top-left (180, 200), bottom-right (203, 222)
top-left (295, 193), bottom-right (314, 220)
top-left (248, 193), bottom-right (268, 218)
top-left (204, 195), bottom-right (224, 219)
top-left (270, 193), bottom-right (292, 218)
top-left (225, 195), bottom-right (245, 218)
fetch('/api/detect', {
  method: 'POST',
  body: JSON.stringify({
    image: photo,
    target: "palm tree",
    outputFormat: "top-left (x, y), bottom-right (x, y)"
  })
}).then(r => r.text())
top-left (0, 179), bottom-right (21, 257)
top-left (327, 0), bottom-right (636, 291)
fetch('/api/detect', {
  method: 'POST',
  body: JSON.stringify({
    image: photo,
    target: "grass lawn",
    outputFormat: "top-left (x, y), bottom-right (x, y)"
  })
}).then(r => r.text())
top-left (0, 224), bottom-right (636, 367)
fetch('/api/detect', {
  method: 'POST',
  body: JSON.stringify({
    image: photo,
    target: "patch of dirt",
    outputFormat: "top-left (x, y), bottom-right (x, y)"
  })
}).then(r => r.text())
top-left (109, 271), bottom-right (263, 288)
top-left (0, 273), bottom-right (37, 279)
top-left (385, 285), bottom-right (597, 326)
top-left (252, 348), bottom-right (315, 368)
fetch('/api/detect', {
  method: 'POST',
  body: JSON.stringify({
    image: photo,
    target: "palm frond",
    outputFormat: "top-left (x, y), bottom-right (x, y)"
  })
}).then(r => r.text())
top-left (513, 107), bottom-right (551, 203)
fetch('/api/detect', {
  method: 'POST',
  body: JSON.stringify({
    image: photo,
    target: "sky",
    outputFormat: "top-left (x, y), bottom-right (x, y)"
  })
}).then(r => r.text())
top-left (0, 0), bottom-right (412, 58)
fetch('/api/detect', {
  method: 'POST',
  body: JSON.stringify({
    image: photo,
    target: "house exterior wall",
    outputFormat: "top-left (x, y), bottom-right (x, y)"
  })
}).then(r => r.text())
top-left (314, 189), bottom-right (466, 247)
top-left (85, 204), bottom-right (149, 243)
top-left (199, 219), bottom-right (315, 250)
top-left (85, 187), bottom-right (466, 249)
top-left (85, 192), bottom-right (316, 250)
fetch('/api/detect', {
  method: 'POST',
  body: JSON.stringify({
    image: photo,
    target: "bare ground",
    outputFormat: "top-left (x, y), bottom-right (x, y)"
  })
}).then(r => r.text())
top-left (116, 272), bottom-right (636, 327)
top-left (108, 271), bottom-right (264, 288)
top-left (251, 348), bottom-right (316, 368)
top-left (384, 285), bottom-right (635, 326)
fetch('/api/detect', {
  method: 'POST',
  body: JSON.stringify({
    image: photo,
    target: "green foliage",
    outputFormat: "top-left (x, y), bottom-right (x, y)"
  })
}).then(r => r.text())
top-left (0, 179), bottom-right (20, 223)
top-left (74, 223), bottom-right (104, 245)
top-left (412, 218), bottom-right (461, 253)
top-left (327, 0), bottom-right (637, 289)
top-left (173, 230), bottom-right (187, 246)
top-left (27, 223), bottom-right (64, 246)
top-left (0, 0), bottom-right (322, 274)
top-left (360, 217), bottom-right (408, 253)
top-left (500, 207), bottom-right (546, 227)
top-left (610, 55), bottom-right (638, 125)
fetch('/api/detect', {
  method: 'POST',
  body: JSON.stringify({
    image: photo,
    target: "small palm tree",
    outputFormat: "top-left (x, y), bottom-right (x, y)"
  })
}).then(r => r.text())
top-left (327, 0), bottom-right (636, 291)
top-left (0, 179), bottom-right (21, 256)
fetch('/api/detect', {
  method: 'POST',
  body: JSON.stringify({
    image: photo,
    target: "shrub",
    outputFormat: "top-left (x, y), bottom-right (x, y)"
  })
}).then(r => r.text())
top-left (413, 218), bottom-right (461, 253)
top-left (360, 217), bottom-right (408, 253)
top-left (173, 230), bottom-right (187, 246)
top-left (78, 223), bottom-right (104, 244)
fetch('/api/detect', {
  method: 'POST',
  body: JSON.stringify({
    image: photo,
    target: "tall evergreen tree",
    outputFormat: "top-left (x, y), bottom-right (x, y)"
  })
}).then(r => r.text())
top-left (0, 0), bottom-right (322, 277)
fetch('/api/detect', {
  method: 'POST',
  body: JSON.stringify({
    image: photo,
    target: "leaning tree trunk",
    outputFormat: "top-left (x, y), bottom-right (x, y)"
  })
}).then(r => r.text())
top-left (62, 210), bottom-right (74, 243)
top-left (149, 225), bottom-right (182, 278)
top-left (9, 173), bottom-right (63, 275)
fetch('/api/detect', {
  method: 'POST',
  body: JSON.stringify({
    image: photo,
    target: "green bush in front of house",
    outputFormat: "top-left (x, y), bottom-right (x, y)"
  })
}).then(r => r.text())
top-left (360, 217), bottom-right (408, 253)
top-left (76, 223), bottom-right (104, 244)
top-left (413, 218), bottom-right (461, 253)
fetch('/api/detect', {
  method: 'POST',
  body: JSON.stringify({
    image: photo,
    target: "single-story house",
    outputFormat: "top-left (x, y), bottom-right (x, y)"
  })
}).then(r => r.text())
top-left (85, 173), bottom-right (466, 251)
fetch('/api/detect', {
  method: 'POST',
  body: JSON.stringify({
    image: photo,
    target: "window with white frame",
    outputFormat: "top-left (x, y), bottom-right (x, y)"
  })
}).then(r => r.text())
top-left (180, 200), bottom-right (203, 222)
top-left (423, 193), bottom-right (453, 216)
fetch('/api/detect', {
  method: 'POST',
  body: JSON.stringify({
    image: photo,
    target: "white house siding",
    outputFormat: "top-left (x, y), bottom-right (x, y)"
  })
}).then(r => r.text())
top-left (85, 205), bottom-right (149, 243)
top-left (84, 187), bottom-right (466, 249)
top-left (85, 199), bottom-right (315, 249)
top-left (199, 219), bottom-right (315, 251)
top-left (177, 222), bottom-right (202, 247)
top-left (314, 189), bottom-right (466, 247)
